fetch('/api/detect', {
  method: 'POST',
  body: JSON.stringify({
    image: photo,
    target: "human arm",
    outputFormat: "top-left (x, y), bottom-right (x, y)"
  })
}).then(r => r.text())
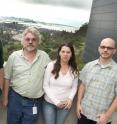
top-left (96, 95), bottom-right (117, 124)
top-left (2, 79), bottom-right (10, 107)
top-left (43, 62), bottom-right (61, 105)
top-left (76, 63), bottom-right (90, 118)
top-left (64, 77), bottom-right (78, 109)
top-left (76, 82), bottom-right (85, 119)
top-left (2, 54), bottom-right (13, 107)
top-left (0, 68), bottom-right (4, 106)
top-left (0, 68), bottom-right (4, 90)
top-left (0, 41), bottom-right (4, 90)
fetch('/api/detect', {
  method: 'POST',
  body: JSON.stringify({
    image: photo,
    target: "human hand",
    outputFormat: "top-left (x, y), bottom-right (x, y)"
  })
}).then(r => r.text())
top-left (77, 103), bottom-right (83, 119)
top-left (57, 101), bottom-right (66, 108)
top-left (64, 98), bottom-right (72, 109)
top-left (96, 113), bottom-right (109, 124)
top-left (2, 96), bottom-right (8, 107)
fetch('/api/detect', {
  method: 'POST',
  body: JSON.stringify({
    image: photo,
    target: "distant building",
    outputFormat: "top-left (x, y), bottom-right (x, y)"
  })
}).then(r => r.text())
top-left (84, 0), bottom-right (117, 62)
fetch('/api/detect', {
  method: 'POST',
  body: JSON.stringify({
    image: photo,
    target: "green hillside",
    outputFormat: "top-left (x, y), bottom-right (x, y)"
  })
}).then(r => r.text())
top-left (1, 23), bottom-right (88, 69)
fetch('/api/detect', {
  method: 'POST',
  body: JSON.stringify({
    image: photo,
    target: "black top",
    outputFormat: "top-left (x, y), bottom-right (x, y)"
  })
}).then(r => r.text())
top-left (0, 40), bottom-right (3, 68)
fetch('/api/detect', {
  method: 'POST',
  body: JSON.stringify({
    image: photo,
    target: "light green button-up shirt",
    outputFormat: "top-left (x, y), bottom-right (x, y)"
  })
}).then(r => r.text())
top-left (5, 49), bottom-right (50, 98)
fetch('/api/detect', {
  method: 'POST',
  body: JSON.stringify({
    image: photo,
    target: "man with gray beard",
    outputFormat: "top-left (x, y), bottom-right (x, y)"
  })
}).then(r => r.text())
top-left (3, 27), bottom-right (50, 124)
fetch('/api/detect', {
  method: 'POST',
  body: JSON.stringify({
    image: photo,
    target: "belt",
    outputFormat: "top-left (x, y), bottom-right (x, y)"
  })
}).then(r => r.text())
top-left (10, 88), bottom-right (43, 101)
top-left (23, 96), bottom-right (43, 101)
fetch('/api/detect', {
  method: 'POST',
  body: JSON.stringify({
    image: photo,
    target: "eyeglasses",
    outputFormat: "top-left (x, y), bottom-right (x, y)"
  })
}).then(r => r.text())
top-left (25, 38), bottom-right (36, 42)
top-left (100, 46), bottom-right (115, 50)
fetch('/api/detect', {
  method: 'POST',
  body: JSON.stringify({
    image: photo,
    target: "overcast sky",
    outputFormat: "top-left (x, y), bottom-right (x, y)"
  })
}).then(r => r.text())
top-left (0, 0), bottom-right (93, 27)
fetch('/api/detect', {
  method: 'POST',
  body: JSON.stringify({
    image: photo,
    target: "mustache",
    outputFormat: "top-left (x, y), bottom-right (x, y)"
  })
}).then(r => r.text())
top-left (28, 44), bottom-right (34, 47)
top-left (102, 52), bottom-right (109, 54)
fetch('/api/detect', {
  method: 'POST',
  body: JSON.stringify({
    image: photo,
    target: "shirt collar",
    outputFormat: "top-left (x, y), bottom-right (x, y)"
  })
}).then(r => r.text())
top-left (20, 49), bottom-right (40, 58)
top-left (94, 59), bottom-right (114, 69)
top-left (20, 49), bottom-right (41, 64)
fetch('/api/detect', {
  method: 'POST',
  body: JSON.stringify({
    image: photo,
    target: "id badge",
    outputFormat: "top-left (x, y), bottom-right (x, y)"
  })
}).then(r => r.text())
top-left (32, 106), bottom-right (37, 114)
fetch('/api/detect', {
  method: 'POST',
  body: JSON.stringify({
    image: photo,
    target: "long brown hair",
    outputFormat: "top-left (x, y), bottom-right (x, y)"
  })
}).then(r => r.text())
top-left (51, 43), bottom-right (79, 79)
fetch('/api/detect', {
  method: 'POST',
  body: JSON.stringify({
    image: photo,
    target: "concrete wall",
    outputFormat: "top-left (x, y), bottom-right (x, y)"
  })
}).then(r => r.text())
top-left (0, 98), bottom-right (77, 124)
top-left (84, 0), bottom-right (117, 62)
top-left (0, 98), bottom-right (117, 124)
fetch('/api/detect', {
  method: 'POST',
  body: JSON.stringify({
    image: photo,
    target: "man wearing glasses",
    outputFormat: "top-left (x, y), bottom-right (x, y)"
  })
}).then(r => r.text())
top-left (77, 38), bottom-right (117, 124)
top-left (3, 27), bottom-right (50, 124)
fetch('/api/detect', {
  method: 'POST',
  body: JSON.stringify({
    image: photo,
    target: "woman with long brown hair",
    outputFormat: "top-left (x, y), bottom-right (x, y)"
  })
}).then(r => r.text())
top-left (43, 42), bottom-right (79, 124)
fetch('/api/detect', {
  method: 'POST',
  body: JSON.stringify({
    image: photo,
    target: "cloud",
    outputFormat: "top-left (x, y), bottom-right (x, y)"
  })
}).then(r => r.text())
top-left (19, 0), bottom-right (92, 10)
top-left (0, 0), bottom-right (92, 27)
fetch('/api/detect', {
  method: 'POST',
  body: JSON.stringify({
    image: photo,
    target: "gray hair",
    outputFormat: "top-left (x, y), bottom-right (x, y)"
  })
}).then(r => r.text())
top-left (22, 27), bottom-right (41, 43)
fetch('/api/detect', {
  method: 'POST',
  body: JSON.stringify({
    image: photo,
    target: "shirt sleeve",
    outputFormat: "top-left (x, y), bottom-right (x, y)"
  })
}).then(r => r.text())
top-left (4, 53), bottom-right (14, 80)
top-left (43, 62), bottom-right (60, 105)
top-left (68, 76), bottom-right (78, 100)
top-left (79, 63), bottom-right (89, 85)
top-left (45, 53), bottom-right (51, 66)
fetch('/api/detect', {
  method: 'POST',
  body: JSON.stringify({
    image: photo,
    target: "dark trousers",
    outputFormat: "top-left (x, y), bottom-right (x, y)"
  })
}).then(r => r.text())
top-left (7, 88), bottom-right (43, 124)
top-left (77, 114), bottom-right (111, 124)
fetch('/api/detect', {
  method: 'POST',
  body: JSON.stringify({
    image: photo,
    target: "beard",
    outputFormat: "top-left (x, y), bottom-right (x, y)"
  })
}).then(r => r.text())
top-left (101, 52), bottom-right (112, 59)
top-left (25, 45), bottom-right (36, 52)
